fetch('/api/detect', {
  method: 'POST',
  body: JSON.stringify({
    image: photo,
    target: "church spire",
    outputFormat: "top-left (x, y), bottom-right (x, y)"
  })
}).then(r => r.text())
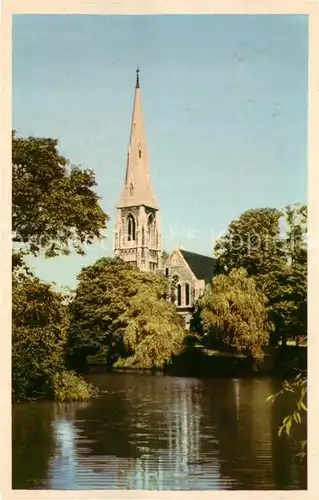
top-left (116, 69), bottom-right (158, 210)
top-left (114, 69), bottom-right (162, 272)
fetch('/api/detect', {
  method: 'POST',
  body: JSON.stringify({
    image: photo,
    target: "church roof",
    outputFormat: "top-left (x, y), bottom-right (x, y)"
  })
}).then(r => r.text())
top-left (179, 249), bottom-right (216, 283)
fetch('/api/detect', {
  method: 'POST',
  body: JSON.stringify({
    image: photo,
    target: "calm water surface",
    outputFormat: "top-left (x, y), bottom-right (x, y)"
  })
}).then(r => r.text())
top-left (12, 374), bottom-right (306, 490)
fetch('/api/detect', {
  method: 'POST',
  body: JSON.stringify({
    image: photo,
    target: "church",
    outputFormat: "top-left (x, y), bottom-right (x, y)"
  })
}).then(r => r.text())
top-left (113, 69), bottom-right (216, 327)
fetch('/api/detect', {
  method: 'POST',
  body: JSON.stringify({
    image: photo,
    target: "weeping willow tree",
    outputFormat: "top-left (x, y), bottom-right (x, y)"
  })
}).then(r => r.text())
top-left (198, 268), bottom-right (272, 360)
top-left (116, 285), bottom-right (185, 370)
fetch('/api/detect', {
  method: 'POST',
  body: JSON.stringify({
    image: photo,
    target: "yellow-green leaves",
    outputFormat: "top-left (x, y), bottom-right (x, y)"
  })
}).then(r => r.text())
top-left (299, 401), bottom-right (307, 412)
top-left (68, 258), bottom-right (176, 370)
top-left (266, 372), bottom-right (307, 459)
top-left (119, 286), bottom-right (185, 370)
top-left (52, 371), bottom-right (97, 402)
top-left (213, 205), bottom-right (307, 347)
top-left (198, 268), bottom-right (271, 359)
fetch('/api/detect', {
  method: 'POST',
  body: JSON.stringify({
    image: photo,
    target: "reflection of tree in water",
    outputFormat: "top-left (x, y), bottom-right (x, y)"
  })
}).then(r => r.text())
top-left (56, 374), bottom-right (307, 490)
top-left (111, 375), bottom-right (204, 490)
top-left (74, 391), bottom-right (141, 459)
top-left (16, 375), bottom-right (307, 490)
top-left (68, 374), bottom-right (205, 489)
top-left (48, 402), bottom-right (91, 489)
top-left (202, 377), bottom-right (307, 490)
top-left (54, 401), bottom-right (90, 420)
top-left (12, 402), bottom-right (56, 489)
top-left (74, 374), bottom-right (174, 460)
top-left (201, 378), bottom-right (273, 489)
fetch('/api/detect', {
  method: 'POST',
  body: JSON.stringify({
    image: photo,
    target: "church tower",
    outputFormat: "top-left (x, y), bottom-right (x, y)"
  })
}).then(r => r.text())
top-left (114, 69), bottom-right (162, 272)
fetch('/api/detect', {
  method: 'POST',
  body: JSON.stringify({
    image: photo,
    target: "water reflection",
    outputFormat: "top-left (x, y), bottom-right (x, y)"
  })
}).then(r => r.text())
top-left (12, 375), bottom-right (307, 490)
top-left (213, 378), bottom-right (275, 489)
top-left (12, 402), bottom-right (56, 489)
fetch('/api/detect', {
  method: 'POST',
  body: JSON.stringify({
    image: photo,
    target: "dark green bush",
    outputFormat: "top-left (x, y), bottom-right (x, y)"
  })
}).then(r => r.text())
top-left (12, 274), bottom-right (68, 402)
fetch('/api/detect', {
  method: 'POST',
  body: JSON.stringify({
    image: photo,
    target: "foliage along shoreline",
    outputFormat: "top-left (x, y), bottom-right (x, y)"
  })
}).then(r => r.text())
top-left (83, 342), bottom-right (306, 379)
top-left (12, 135), bottom-right (307, 420)
top-left (13, 371), bottom-right (98, 404)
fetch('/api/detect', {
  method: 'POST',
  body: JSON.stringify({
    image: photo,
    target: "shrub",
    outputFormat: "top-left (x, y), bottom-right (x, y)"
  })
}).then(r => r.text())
top-left (12, 274), bottom-right (68, 402)
top-left (52, 370), bottom-right (98, 402)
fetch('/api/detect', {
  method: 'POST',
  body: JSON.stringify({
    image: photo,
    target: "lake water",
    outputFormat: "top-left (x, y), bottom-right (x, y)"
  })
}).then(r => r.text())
top-left (12, 373), bottom-right (306, 490)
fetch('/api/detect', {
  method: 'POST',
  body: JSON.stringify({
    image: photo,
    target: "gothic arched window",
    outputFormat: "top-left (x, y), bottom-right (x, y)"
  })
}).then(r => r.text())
top-left (129, 183), bottom-right (134, 196)
top-left (139, 149), bottom-right (142, 159)
top-left (148, 214), bottom-right (155, 246)
top-left (170, 275), bottom-right (179, 304)
top-left (177, 284), bottom-right (182, 306)
top-left (127, 214), bottom-right (136, 241)
top-left (185, 283), bottom-right (190, 306)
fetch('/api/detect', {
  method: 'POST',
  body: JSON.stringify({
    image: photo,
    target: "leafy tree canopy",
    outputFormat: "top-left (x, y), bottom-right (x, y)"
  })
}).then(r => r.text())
top-left (213, 205), bottom-right (307, 346)
top-left (283, 204), bottom-right (307, 267)
top-left (260, 205), bottom-right (307, 344)
top-left (214, 207), bottom-right (283, 277)
top-left (260, 263), bottom-right (306, 345)
top-left (198, 268), bottom-right (272, 359)
top-left (12, 273), bottom-right (68, 401)
top-left (12, 132), bottom-right (108, 257)
top-left (68, 258), bottom-right (171, 369)
top-left (117, 285), bottom-right (185, 370)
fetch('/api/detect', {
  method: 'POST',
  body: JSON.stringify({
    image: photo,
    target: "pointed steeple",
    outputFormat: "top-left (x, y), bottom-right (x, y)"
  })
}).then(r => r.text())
top-left (116, 69), bottom-right (158, 210)
top-left (114, 69), bottom-right (162, 272)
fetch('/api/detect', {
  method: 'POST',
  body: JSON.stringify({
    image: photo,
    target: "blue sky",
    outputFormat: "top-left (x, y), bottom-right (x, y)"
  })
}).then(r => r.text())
top-left (13, 14), bottom-right (308, 289)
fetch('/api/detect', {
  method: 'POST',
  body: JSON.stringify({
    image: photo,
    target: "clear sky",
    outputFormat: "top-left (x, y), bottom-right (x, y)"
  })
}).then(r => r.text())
top-left (13, 14), bottom-right (308, 289)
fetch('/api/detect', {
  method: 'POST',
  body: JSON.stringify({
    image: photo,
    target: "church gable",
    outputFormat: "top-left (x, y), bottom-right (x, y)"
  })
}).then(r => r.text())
top-left (179, 250), bottom-right (216, 285)
top-left (164, 249), bottom-right (198, 287)
top-left (165, 249), bottom-right (187, 269)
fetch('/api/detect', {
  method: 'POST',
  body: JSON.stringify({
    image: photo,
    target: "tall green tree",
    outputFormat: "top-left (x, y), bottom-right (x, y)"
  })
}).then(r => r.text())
top-left (214, 205), bottom-right (307, 278)
top-left (213, 205), bottom-right (307, 346)
top-left (214, 208), bottom-right (283, 277)
top-left (261, 204), bottom-right (307, 345)
top-left (12, 133), bottom-right (109, 401)
top-left (260, 264), bottom-right (306, 346)
top-left (68, 258), bottom-right (171, 369)
top-left (283, 204), bottom-right (307, 267)
top-left (12, 132), bottom-right (108, 257)
top-left (117, 285), bottom-right (185, 370)
top-left (12, 273), bottom-right (68, 401)
top-left (265, 207), bottom-right (307, 457)
top-left (198, 268), bottom-right (272, 360)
